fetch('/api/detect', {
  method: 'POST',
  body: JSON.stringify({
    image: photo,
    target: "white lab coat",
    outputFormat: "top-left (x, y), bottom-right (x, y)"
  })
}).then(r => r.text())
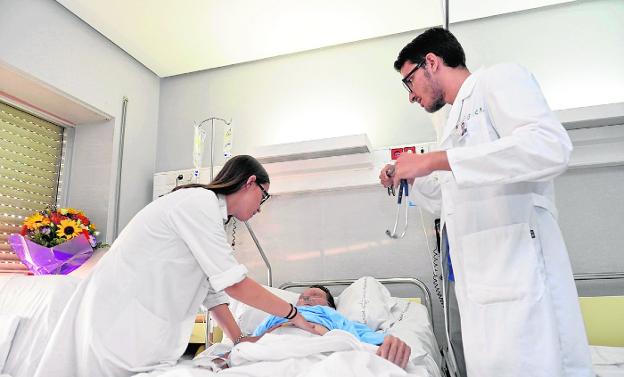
top-left (34, 188), bottom-right (247, 377)
top-left (412, 64), bottom-right (593, 377)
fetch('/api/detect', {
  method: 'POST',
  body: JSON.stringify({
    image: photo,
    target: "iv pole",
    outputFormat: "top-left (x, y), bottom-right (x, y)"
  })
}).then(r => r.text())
top-left (196, 117), bottom-right (231, 181)
top-left (195, 116), bottom-right (230, 349)
top-left (195, 116), bottom-right (273, 349)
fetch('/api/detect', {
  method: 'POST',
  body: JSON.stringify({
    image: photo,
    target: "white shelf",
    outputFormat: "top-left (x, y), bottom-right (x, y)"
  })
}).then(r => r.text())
top-left (556, 102), bottom-right (624, 130)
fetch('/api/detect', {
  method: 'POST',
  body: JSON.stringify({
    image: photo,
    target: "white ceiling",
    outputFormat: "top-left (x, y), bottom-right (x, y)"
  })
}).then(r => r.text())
top-left (56, 0), bottom-right (573, 78)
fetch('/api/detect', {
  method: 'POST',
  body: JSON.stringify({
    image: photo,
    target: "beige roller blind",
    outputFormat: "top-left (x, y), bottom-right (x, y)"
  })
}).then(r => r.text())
top-left (0, 101), bottom-right (64, 274)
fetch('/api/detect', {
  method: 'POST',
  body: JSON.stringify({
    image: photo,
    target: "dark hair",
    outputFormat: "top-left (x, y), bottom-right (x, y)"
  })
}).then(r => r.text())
top-left (394, 27), bottom-right (466, 71)
top-left (310, 285), bottom-right (336, 309)
top-left (171, 155), bottom-right (269, 196)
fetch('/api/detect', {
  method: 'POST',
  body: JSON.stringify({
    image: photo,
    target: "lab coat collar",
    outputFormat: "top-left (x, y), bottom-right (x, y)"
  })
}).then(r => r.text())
top-left (217, 194), bottom-right (229, 222)
top-left (440, 68), bottom-right (483, 146)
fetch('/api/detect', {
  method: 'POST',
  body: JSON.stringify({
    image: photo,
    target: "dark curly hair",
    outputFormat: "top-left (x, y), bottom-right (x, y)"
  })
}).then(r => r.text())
top-left (394, 27), bottom-right (466, 71)
top-left (310, 285), bottom-right (336, 309)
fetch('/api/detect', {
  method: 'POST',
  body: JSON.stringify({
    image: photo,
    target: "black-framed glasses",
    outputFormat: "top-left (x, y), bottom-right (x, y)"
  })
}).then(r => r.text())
top-left (401, 60), bottom-right (426, 93)
top-left (256, 182), bottom-right (270, 205)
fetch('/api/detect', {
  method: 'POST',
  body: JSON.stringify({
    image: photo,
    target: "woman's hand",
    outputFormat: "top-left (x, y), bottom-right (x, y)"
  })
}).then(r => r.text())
top-left (237, 335), bottom-right (262, 344)
top-left (289, 312), bottom-right (324, 335)
top-left (376, 335), bottom-right (411, 369)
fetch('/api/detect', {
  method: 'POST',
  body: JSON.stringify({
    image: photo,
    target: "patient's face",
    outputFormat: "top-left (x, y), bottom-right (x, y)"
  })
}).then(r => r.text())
top-left (297, 288), bottom-right (329, 307)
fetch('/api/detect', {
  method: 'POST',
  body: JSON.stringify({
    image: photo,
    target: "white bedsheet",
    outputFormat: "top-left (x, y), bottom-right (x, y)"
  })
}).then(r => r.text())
top-left (592, 346), bottom-right (624, 377)
top-left (384, 298), bottom-right (441, 368)
top-left (134, 329), bottom-right (436, 377)
top-left (0, 275), bottom-right (79, 377)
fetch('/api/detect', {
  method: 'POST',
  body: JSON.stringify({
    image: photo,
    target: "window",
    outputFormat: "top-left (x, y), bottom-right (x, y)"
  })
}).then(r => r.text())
top-left (0, 101), bottom-right (64, 274)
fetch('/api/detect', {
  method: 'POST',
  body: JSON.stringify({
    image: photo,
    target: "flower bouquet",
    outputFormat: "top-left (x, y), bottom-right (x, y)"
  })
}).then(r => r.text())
top-left (8, 207), bottom-right (101, 275)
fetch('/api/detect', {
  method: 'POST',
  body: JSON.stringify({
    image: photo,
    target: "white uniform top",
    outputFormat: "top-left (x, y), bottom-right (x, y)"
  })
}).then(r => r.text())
top-left (412, 64), bottom-right (593, 377)
top-left (34, 188), bottom-right (247, 377)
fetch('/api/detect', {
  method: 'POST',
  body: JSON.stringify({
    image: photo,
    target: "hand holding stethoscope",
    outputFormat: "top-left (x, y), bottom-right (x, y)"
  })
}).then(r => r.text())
top-left (381, 164), bottom-right (409, 239)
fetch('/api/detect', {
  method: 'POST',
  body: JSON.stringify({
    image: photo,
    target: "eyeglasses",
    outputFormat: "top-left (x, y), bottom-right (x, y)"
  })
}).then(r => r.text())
top-left (256, 182), bottom-right (270, 205)
top-left (401, 60), bottom-right (426, 93)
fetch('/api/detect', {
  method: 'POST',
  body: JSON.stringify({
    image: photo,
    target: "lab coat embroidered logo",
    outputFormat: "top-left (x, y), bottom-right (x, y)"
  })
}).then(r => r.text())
top-left (455, 107), bottom-right (484, 138)
top-left (456, 121), bottom-right (467, 137)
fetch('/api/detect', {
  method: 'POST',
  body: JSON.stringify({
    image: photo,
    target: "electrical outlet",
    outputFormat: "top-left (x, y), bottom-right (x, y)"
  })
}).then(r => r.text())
top-left (390, 148), bottom-right (404, 160)
top-left (388, 143), bottom-right (432, 160)
top-left (414, 144), bottom-right (429, 154)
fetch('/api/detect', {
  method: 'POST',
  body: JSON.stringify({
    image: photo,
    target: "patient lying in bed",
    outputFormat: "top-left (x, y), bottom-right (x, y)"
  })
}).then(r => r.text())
top-left (249, 285), bottom-right (412, 368)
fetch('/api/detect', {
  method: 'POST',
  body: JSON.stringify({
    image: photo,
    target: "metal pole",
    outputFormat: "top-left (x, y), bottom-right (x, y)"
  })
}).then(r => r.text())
top-left (204, 307), bottom-right (211, 349)
top-left (210, 118), bottom-right (215, 181)
top-left (244, 221), bottom-right (273, 287)
top-left (442, 0), bottom-right (449, 30)
top-left (574, 272), bottom-right (624, 281)
top-left (196, 117), bottom-right (230, 182)
top-left (112, 97), bottom-right (128, 240)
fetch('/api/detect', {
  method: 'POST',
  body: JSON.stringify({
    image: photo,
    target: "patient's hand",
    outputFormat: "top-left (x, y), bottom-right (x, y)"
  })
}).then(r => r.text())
top-left (311, 323), bottom-right (329, 335)
top-left (377, 335), bottom-right (411, 369)
top-left (265, 321), bottom-right (329, 335)
top-left (290, 313), bottom-right (325, 335)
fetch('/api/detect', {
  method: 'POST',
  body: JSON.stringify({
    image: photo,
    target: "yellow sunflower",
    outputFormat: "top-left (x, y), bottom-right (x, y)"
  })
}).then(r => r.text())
top-left (24, 213), bottom-right (51, 230)
top-left (56, 219), bottom-right (82, 240)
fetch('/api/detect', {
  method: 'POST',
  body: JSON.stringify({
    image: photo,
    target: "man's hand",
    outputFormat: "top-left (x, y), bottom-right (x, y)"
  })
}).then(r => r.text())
top-left (392, 151), bottom-right (450, 187)
top-left (377, 335), bottom-right (411, 369)
top-left (379, 164), bottom-right (395, 188)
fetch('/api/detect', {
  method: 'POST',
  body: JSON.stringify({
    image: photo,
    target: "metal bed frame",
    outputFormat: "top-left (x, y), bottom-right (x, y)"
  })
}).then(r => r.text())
top-left (573, 272), bottom-right (624, 282)
top-left (279, 277), bottom-right (434, 330)
top-left (278, 277), bottom-right (449, 375)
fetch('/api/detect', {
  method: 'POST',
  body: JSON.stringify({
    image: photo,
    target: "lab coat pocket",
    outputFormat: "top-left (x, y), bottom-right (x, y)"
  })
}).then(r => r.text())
top-left (101, 299), bottom-right (171, 367)
top-left (461, 222), bottom-right (543, 305)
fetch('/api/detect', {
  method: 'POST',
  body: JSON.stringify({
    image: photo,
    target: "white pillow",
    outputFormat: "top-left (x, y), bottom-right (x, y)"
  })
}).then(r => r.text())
top-left (228, 285), bottom-right (300, 337)
top-left (336, 276), bottom-right (394, 330)
top-left (383, 298), bottom-right (440, 366)
top-left (0, 314), bottom-right (20, 372)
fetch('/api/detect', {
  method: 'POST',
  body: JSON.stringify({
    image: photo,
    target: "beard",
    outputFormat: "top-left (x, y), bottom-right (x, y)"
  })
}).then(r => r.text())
top-left (423, 71), bottom-right (446, 113)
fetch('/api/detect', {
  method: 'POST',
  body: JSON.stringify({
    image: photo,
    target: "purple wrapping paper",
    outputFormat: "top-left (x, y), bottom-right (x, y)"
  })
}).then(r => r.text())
top-left (8, 234), bottom-right (94, 275)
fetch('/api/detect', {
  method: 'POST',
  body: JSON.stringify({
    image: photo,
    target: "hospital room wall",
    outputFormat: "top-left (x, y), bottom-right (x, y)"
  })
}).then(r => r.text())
top-left (156, 0), bottom-right (624, 173)
top-left (0, 0), bottom-right (161, 242)
top-left (228, 163), bottom-right (624, 343)
top-left (156, 0), bottom-right (623, 340)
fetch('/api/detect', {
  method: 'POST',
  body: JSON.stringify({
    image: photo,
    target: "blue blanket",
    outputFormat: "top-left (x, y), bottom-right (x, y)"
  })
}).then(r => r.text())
top-left (252, 305), bottom-right (385, 345)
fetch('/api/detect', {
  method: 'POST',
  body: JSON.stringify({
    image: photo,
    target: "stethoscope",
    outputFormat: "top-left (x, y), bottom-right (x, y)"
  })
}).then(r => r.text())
top-left (385, 165), bottom-right (409, 239)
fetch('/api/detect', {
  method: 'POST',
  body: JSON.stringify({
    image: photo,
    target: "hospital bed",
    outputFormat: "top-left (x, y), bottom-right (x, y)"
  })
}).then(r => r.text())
top-left (575, 273), bottom-right (624, 376)
top-left (0, 273), bottom-right (443, 377)
top-left (1, 272), bottom-right (622, 377)
top-left (186, 276), bottom-right (445, 377)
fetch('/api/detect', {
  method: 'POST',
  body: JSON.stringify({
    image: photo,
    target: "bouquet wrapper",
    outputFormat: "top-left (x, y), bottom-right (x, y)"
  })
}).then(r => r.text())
top-left (8, 234), bottom-right (94, 275)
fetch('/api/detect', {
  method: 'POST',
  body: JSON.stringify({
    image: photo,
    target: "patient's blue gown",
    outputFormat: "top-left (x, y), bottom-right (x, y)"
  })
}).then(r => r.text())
top-left (252, 305), bottom-right (385, 345)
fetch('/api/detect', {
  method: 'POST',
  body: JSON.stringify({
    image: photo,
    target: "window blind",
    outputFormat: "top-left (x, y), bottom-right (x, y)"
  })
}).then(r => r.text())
top-left (0, 101), bottom-right (64, 274)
